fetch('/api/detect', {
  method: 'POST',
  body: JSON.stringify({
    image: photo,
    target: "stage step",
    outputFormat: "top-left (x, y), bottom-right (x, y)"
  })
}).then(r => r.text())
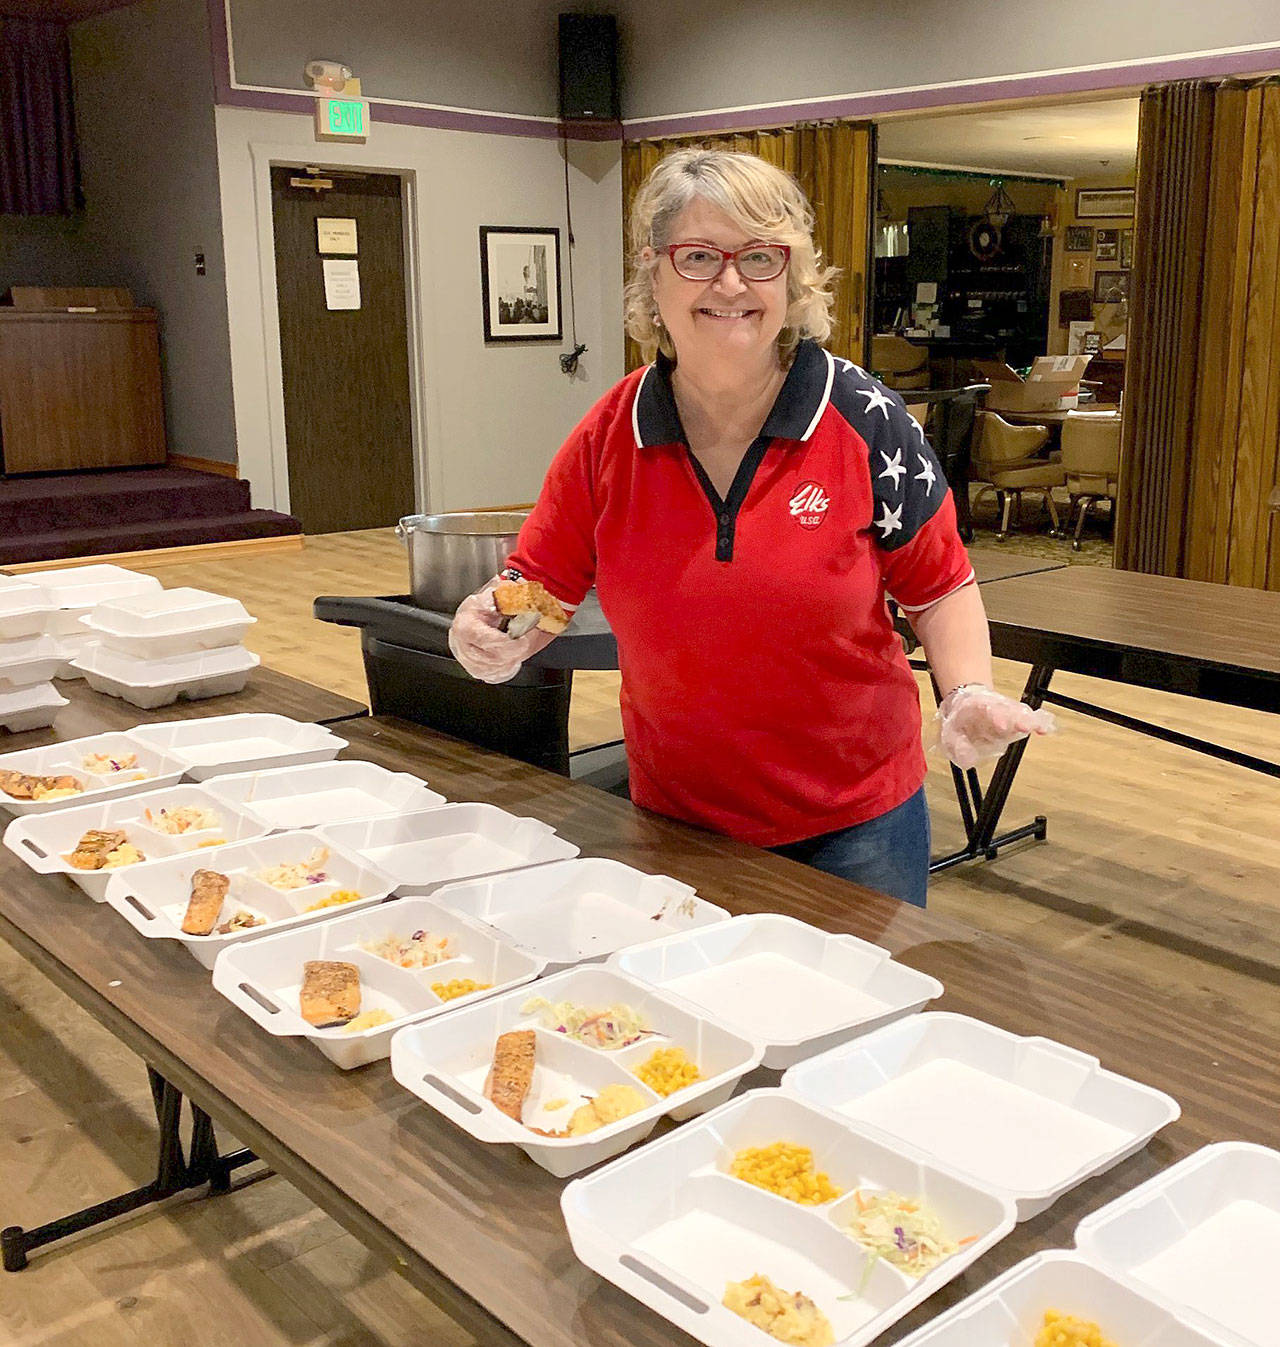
top-left (0, 510), bottom-right (300, 565)
top-left (0, 467), bottom-right (251, 536)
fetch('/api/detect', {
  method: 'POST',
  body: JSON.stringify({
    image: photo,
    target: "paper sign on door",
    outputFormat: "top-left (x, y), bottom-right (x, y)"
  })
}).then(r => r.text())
top-left (323, 258), bottom-right (360, 310)
top-left (317, 217), bottom-right (358, 254)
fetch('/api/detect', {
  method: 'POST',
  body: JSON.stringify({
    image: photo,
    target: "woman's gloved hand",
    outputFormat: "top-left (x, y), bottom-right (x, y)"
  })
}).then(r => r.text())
top-left (447, 576), bottom-right (556, 684)
top-left (936, 683), bottom-right (1057, 770)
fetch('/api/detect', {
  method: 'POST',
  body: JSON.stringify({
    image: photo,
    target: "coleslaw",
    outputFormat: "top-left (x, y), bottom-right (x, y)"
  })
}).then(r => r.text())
top-left (520, 997), bottom-right (652, 1050)
top-left (843, 1189), bottom-right (970, 1279)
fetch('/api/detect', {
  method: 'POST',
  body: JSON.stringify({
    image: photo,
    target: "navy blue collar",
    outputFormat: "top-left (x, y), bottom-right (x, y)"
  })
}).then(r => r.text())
top-left (631, 339), bottom-right (835, 448)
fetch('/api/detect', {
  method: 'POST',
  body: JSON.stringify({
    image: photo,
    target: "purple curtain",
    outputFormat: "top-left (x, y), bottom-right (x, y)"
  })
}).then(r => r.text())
top-left (0, 17), bottom-right (80, 215)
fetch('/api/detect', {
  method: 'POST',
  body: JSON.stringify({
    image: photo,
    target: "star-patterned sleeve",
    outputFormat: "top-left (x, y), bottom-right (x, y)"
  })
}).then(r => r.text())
top-left (849, 378), bottom-right (974, 612)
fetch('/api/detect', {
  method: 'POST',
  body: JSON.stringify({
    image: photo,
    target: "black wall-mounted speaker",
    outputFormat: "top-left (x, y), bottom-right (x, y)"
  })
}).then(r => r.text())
top-left (558, 14), bottom-right (619, 122)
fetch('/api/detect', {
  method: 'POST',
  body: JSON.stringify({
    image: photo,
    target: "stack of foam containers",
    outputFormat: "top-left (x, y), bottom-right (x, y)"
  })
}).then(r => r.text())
top-left (72, 585), bottom-right (260, 709)
top-left (0, 578), bottom-right (66, 732)
top-left (12, 565), bottom-right (165, 681)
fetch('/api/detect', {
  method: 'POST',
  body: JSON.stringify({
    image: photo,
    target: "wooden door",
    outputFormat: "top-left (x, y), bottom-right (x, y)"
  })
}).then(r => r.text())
top-left (270, 167), bottom-right (415, 533)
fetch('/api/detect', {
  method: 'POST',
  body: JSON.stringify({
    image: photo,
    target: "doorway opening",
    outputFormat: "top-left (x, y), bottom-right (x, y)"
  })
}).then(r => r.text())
top-left (269, 166), bottom-right (416, 534)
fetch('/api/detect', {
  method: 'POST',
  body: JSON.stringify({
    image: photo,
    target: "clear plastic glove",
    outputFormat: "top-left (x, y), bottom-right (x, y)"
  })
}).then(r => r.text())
top-left (447, 576), bottom-right (556, 685)
top-left (936, 683), bottom-right (1057, 770)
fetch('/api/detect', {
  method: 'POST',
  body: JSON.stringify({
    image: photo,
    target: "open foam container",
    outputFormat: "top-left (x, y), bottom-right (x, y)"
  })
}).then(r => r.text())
top-left (560, 1088), bottom-right (1016, 1347)
top-left (782, 1012), bottom-right (1181, 1220)
top-left (126, 713), bottom-right (347, 780)
top-left (319, 802), bottom-right (579, 895)
top-left (610, 913), bottom-right (944, 1069)
top-left (389, 964), bottom-right (764, 1176)
top-left (429, 857), bottom-right (728, 972)
top-left (203, 760), bottom-right (444, 830)
top-left (0, 731), bottom-right (186, 817)
top-left (0, 684), bottom-right (68, 733)
top-left (211, 895), bottom-right (545, 1068)
top-left (71, 644), bottom-right (260, 709)
top-left (82, 586), bottom-right (256, 660)
top-left (3, 782), bottom-right (268, 900)
top-left (102, 829), bottom-right (397, 969)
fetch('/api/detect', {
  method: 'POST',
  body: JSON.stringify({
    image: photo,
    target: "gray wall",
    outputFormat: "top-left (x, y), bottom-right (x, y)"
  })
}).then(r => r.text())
top-left (227, 0), bottom-right (581, 116)
top-left (0, 214), bottom-right (97, 292)
top-left (68, 0), bottom-right (237, 463)
top-left (615, 0), bottom-right (1280, 119)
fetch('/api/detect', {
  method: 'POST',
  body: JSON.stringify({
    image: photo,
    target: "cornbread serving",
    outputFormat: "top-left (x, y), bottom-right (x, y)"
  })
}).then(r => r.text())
top-left (723, 1274), bottom-right (834, 1346)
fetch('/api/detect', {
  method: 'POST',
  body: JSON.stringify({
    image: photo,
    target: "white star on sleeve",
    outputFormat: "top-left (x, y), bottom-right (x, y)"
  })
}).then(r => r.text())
top-left (914, 454), bottom-right (937, 493)
top-left (858, 385), bottom-right (894, 419)
top-left (878, 447), bottom-right (906, 489)
top-left (875, 500), bottom-right (903, 539)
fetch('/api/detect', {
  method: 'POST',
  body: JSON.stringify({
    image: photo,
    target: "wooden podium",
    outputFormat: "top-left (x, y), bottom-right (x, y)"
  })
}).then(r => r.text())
top-left (0, 288), bottom-right (166, 474)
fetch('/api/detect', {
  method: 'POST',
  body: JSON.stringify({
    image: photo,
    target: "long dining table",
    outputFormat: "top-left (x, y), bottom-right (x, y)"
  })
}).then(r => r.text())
top-left (0, 669), bottom-right (1276, 1344)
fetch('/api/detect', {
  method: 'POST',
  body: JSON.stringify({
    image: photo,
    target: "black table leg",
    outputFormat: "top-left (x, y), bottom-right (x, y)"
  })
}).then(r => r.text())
top-left (188, 1105), bottom-right (259, 1195)
top-left (2, 1064), bottom-right (256, 1271)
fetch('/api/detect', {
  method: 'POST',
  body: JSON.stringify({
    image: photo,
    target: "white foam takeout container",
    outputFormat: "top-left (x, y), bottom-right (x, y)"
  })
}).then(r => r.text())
top-left (0, 684), bottom-right (68, 734)
top-left (71, 644), bottom-right (260, 709)
top-left (82, 586), bottom-right (257, 661)
top-left (11, 564), bottom-right (162, 611)
top-left (891, 1248), bottom-right (1238, 1347)
top-left (102, 829), bottom-right (397, 970)
top-left (3, 783), bottom-right (268, 900)
top-left (211, 895), bottom-right (546, 1068)
top-left (610, 913), bottom-right (944, 1070)
top-left (127, 713), bottom-right (348, 780)
top-left (560, 1088), bottom-right (1017, 1347)
top-left (0, 585), bottom-right (57, 642)
top-left (0, 731), bottom-right (187, 817)
top-left (782, 1012), bottom-right (1182, 1221)
top-left (204, 760), bottom-right (444, 831)
top-left (319, 802), bottom-right (579, 896)
top-left (430, 857), bottom-right (728, 973)
top-left (0, 635), bottom-right (64, 691)
top-left (390, 964), bottom-right (765, 1177)
top-left (1073, 1141), bottom-right (1280, 1347)
top-left (51, 629), bottom-right (97, 679)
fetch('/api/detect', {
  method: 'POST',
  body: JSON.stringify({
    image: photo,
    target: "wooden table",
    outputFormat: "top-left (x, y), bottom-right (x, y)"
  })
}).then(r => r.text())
top-left (966, 548), bottom-right (1065, 586)
top-left (942, 565), bottom-right (1280, 868)
top-left (2, 687), bottom-right (1277, 1345)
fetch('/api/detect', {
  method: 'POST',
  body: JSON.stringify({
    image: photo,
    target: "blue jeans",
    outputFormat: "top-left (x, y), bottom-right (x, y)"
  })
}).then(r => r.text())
top-left (770, 787), bottom-right (930, 907)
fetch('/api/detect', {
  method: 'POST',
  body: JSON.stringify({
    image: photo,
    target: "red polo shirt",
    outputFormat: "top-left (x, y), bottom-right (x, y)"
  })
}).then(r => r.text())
top-left (506, 340), bottom-right (974, 847)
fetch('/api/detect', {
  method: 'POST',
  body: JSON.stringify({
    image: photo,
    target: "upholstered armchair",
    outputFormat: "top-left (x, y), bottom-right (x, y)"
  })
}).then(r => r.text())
top-left (871, 334), bottom-right (930, 391)
top-left (1061, 411), bottom-right (1121, 549)
top-left (970, 411), bottom-right (1065, 538)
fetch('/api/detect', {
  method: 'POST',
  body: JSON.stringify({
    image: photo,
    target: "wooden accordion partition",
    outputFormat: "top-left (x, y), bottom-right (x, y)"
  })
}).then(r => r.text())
top-left (620, 122), bottom-right (876, 372)
top-left (1117, 78), bottom-right (1280, 588)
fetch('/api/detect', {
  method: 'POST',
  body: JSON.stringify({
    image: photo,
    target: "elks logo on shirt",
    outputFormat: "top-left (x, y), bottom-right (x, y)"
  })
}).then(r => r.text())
top-left (788, 480), bottom-right (831, 530)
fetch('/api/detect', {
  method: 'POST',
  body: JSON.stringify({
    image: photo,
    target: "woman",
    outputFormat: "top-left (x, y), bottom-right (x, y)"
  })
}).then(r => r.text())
top-left (450, 149), bottom-right (1051, 905)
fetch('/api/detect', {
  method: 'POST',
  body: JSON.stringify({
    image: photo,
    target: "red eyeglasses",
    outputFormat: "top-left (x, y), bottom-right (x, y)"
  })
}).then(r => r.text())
top-left (663, 242), bottom-right (791, 282)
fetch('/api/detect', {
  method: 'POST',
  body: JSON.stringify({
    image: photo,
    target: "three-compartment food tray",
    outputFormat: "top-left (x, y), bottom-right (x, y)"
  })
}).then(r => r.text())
top-left (0, 635), bottom-right (64, 690)
top-left (125, 713), bottom-right (347, 780)
top-left (389, 964), bottom-right (764, 1177)
top-left (895, 1142), bottom-right (1280, 1347)
top-left (81, 587), bottom-right (256, 661)
top-left (318, 803), bottom-right (580, 894)
top-left (561, 1088), bottom-right (1017, 1347)
top-left (782, 1012), bottom-right (1182, 1220)
top-left (102, 829), bottom-right (397, 969)
top-left (429, 857), bottom-right (728, 972)
top-left (202, 760), bottom-right (444, 831)
top-left (610, 913), bottom-right (944, 1069)
top-left (0, 583), bottom-right (57, 642)
top-left (0, 732), bottom-right (187, 817)
top-left (2, 783), bottom-right (268, 900)
top-left (211, 895), bottom-right (546, 1068)
top-left (0, 684), bottom-right (68, 733)
top-left (72, 644), bottom-right (261, 709)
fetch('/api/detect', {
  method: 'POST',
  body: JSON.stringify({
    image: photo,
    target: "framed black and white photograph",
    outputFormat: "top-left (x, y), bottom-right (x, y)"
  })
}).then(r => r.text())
top-left (1093, 269), bottom-right (1129, 305)
top-left (1095, 228), bottom-right (1119, 262)
top-left (1120, 228), bottom-right (1135, 269)
top-left (1076, 187), bottom-right (1135, 219)
top-left (1064, 225), bottom-right (1094, 252)
top-left (479, 226), bottom-right (562, 342)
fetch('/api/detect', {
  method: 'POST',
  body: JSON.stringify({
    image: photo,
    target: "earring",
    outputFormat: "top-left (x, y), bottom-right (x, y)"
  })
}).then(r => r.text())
top-left (653, 312), bottom-right (663, 328)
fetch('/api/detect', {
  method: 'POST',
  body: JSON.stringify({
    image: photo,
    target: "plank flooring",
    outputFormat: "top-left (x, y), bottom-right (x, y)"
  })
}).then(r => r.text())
top-left (3, 527), bottom-right (1278, 1345)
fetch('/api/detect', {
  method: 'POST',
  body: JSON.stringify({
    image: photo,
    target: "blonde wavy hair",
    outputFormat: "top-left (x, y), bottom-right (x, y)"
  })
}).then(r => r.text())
top-left (624, 147), bottom-right (838, 365)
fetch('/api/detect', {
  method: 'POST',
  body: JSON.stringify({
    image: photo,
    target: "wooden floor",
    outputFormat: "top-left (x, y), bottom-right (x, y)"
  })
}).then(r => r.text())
top-left (4, 529), bottom-right (1279, 1346)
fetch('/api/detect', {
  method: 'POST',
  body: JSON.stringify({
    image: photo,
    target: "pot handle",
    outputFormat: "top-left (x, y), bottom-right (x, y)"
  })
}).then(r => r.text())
top-left (394, 520), bottom-right (408, 545)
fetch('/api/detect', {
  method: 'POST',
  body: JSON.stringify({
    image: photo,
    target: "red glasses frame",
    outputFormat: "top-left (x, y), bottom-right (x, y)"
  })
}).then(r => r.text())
top-left (662, 242), bottom-right (791, 282)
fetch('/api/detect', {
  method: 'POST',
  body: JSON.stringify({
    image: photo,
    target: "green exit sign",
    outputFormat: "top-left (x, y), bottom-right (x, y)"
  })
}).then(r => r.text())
top-left (314, 96), bottom-right (368, 142)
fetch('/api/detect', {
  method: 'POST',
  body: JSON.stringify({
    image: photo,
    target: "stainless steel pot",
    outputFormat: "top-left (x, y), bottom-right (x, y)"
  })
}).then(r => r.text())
top-left (395, 511), bottom-right (529, 612)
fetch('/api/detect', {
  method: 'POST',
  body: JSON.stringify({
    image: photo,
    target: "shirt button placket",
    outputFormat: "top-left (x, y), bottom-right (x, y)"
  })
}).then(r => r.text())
top-left (717, 512), bottom-right (731, 560)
